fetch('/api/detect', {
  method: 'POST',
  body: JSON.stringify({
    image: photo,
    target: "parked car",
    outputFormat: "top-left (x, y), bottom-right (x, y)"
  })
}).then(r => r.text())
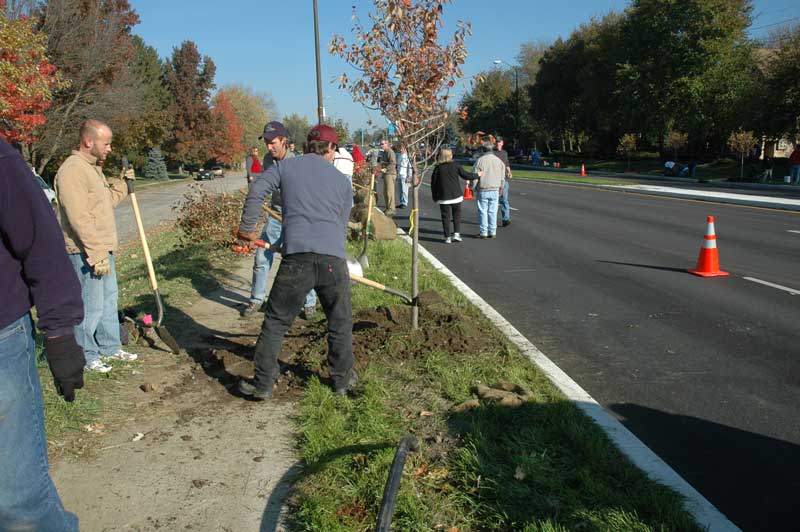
top-left (211, 165), bottom-right (225, 178)
top-left (33, 173), bottom-right (57, 208)
top-left (194, 167), bottom-right (213, 181)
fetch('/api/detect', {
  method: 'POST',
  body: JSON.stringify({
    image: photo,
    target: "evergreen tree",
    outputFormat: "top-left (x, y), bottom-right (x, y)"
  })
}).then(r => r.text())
top-left (145, 147), bottom-right (169, 180)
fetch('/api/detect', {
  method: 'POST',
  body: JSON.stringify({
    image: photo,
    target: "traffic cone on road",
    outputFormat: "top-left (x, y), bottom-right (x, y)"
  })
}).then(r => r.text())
top-left (464, 183), bottom-right (475, 200)
top-left (580, 163), bottom-right (587, 177)
top-left (688, 216), bottom-right (729, 277)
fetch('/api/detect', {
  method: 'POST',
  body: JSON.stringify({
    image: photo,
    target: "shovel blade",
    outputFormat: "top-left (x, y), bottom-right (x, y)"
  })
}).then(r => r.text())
top-left (156, 325), bottom-right (181, 354)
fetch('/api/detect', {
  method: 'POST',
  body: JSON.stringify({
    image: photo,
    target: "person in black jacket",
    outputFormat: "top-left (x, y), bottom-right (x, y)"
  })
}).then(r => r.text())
top-left (0, 137), bottom-right (84, 530)
top-left (430, 148), bottom-right (478, 243)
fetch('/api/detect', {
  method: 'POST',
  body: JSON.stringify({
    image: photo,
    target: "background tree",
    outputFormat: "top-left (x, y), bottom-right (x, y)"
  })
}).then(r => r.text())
top-left (33, 0), bottom-right (140, 174)
top-left (164, 40), bottom-right (216, 170)
top-left (616, 133), bottom-right (637, 171)
top-left (0, 8), bottom-right (67, 155)
top-left (328, 117), bottom-right (350, 145)
top-left (282, 113), bottom-right (311, 146)
top-left (209, 89), bottom-right (245, 166)
top-left (144, 147), bottom-right (168, 180)
top-left (727, 129), bottom-right (757, 179)
top-left (223, 83), bottom-right (276, 153)
top-left (112, 35), bottom-right (175, 170)
top-left (758, 24), bottom-right (800, 139)
top-left (331, 0), bottom-right (471, 328)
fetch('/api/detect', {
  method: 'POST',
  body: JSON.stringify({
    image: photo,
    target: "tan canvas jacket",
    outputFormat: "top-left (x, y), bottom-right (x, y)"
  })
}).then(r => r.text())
top-left (54, 151), bottom-right (127, 266)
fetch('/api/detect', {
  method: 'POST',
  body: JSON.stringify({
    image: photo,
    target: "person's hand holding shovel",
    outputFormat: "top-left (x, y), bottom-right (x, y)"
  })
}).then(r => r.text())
top-left (93, 255), bottom-right (111, 276)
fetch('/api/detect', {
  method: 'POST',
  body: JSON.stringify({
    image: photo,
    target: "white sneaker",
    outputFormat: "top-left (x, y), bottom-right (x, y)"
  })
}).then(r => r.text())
top-left (86, 360), bottom-right (113, 373)
top-left (444, 237), bottom-right (452, 244)
top-left (452, 233), bottom-right (462, 242)
top-left (105, 349), bottom-right (138, 361)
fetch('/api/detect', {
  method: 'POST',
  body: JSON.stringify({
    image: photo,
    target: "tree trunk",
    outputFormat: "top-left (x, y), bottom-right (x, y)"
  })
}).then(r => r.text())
top-left (411, 163), bottom-right (419, 329)
top-left (740, 153), bottom-right (744, 179)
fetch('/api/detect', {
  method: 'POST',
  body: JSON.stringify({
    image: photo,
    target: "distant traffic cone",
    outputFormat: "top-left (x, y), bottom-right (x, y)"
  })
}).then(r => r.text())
top-left (580, 163), bottom-right (586, 177)
top-left (464, 183), bottom-right (475, 200)
top-left (688, 216), bottom-right (729, 277)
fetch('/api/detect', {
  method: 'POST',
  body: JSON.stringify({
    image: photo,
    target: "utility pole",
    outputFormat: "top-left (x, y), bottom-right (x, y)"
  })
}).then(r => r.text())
top-left (313, 0), bottom-right (324, 124)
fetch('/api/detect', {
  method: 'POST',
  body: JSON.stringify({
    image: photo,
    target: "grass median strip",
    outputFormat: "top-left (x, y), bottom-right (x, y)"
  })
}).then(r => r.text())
top-left (292, 238), bottom-right (701, 531)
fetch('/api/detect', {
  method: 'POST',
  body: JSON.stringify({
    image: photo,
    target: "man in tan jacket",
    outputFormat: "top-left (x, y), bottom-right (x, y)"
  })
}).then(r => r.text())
top-left (55, 119), bottom-right (137, 373)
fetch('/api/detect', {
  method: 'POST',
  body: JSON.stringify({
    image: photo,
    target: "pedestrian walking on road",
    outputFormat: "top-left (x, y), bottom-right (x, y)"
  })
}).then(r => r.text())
top-left (471, 141), bottom-right (506, 239)
top-left (235, 124), bottom-right (356, 399)
top-left (430, 147), bottom-right (478, 243)
top-left (1, 137), bottom-right (85, 532)
top-left (494, 136), bottom-right (513, 227)
top-left (379, 138), bottom-right (397, 215)
top-left (789, 143), bottom-right (800, 184)
top-left (240, 121), bottom-right (317, 320)
top-left (396, 144), bottom-right (412, 208)
top-left (54, 119), bottom-right (137, 373)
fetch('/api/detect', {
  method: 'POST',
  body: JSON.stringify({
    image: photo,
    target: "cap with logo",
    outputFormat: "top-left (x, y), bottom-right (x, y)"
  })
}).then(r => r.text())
top-left (259, 121), bottom-right (288, 141)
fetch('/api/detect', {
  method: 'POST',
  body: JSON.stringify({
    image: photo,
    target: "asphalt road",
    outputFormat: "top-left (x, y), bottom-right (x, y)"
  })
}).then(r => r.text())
top-left (396, 179), bottom-right (800, 531)
top-left (115, 173), bottom-right (248, 245)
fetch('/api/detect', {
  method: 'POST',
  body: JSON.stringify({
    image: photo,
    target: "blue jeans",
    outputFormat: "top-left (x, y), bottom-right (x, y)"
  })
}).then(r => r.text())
top-left (791, 165), bottom-right (800, 183)
top-left (498, 180), bottom-right (511, 222)
top-left (250, 217), bottom-right (316, 308)
top-left (0, 315), bottom-right (79, 531)
top-left (397, 176), bottom-right (409, 207)
top-left (476, 189), bottom-right (499, 236)
top-left (68, 253), bottom-right (121, 365)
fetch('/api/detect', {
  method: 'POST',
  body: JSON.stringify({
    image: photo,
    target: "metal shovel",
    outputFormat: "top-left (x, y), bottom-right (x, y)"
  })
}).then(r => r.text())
top-left (122, 157), bottom-right (181, 354)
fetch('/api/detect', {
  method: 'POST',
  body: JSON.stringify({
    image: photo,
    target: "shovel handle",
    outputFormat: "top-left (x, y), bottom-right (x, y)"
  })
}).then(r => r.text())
top-left (128, 189), bottom-right (158, 292)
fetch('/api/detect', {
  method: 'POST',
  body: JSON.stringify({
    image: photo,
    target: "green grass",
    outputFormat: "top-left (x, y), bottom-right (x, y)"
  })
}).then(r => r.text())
top-left (292, 238), bottom-right (702, 532)
top-left (41, 226), bottom-right (238, 444)
top-left (132, 173), bottom-right (191, 190)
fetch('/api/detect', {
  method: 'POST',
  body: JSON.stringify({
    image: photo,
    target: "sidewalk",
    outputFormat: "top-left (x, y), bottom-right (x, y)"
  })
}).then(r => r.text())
top-left (597, 183), bottom-right (800, 212)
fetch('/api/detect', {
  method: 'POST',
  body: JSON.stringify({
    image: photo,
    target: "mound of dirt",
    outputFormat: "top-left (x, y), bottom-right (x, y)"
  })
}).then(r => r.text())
top-left (197, 290), bottom-right (492, 399)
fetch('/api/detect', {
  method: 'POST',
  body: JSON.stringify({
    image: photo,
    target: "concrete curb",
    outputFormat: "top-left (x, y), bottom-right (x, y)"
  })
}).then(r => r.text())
top-left (398, 231), bottom-right (741, 531)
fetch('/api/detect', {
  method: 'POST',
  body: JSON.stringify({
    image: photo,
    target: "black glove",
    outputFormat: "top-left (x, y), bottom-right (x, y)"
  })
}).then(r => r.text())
top-left (45, 336), bottom-right (86, 402)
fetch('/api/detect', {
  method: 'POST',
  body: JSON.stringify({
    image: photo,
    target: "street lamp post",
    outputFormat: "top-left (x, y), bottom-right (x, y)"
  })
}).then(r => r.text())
top-left (494, 59), bottom-right (520, 151)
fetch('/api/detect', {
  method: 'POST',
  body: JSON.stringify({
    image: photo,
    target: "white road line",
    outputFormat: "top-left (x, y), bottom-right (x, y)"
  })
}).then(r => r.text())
top-left (398, 231), bottom-right (740, 532)
top-left (510, 206), bottom-right (519, 211)
top-left (788, 230), bottom-right (800, 234)
top-left (743, 277), bottom-right (800, 296)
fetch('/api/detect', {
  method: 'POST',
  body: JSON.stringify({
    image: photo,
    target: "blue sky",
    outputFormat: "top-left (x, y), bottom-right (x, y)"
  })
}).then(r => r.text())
top-left (131, 0), bottom-right (799, 133)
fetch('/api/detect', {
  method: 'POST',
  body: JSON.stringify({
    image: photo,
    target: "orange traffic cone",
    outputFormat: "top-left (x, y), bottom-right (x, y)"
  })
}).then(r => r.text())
top-left (580, 163), bottom-right (586, 177)
top-left (464, 183), bottom-right (475, 200)
top-left (688, 216), bottom-right (729, 277)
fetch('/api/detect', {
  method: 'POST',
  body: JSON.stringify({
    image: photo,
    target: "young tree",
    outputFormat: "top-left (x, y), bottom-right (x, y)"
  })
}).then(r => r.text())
top-left (727, 129), bottom-right (757, 179)
top-left (210, 89), bottom-right (245, 166)
top-left (0, 9), bottom-right (66, 153)
top-left (616, 133), bottom-right (637, 171)
top-left (164, 40), bottom-right (217, 170)
top-left (665, 130), bottom-right (688, 160)
top-left (331, 0), bottom-right (471, 328)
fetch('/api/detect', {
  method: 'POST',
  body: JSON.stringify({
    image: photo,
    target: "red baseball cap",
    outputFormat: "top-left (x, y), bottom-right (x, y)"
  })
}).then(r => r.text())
top-left (307, 124), bottom-right (338, 145)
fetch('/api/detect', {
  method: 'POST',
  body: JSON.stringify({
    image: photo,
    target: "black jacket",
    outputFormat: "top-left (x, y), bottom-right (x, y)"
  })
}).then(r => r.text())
top-left (430, 161), bottom-right (477, 202)
top-left (0, 138), bottom-right (83, 335)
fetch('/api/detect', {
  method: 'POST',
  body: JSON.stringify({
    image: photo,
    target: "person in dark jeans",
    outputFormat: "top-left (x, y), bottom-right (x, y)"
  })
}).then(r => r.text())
top-left (1, 137), bottom-right (85, 531)
top-left (235, 125), bottom-right (355, 398)
top-left (430, 147), bottom-right (477, 243)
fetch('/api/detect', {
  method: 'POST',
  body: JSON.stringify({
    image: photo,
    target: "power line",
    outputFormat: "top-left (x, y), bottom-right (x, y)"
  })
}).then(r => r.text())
top-left (750, 16), bottom-right (800, 32)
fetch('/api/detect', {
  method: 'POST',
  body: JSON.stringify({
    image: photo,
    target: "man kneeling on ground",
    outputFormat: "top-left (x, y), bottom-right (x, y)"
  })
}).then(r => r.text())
top-left (235, 125), bottom-right (356, 398)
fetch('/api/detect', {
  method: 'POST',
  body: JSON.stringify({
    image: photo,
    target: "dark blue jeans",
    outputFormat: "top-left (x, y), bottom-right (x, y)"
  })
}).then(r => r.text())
top-left (0, 314), bottom-right (79, 531)
top-left (253, 253), bottom-right (353, 391)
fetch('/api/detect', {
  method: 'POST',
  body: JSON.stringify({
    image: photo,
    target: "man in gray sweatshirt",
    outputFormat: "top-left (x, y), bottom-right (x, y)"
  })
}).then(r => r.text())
top-left (236, 125), bottom-right (356, 398)
top-left (471, 141), bottom-right (506, 238)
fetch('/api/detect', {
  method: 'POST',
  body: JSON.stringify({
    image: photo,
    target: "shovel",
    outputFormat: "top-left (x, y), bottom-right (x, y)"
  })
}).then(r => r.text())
top-left (356, 170), bottom-right (377, 269)
top-left (247, 210), bottom-right (414, 305)
top-left (122, 157), bottom-right (181, 354)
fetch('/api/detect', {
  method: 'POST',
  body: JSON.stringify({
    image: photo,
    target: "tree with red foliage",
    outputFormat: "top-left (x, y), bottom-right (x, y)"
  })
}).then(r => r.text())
top-left (210, 89), bottom-right (245, 166)
top-left (0, 9), bottom-right (66, 152)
